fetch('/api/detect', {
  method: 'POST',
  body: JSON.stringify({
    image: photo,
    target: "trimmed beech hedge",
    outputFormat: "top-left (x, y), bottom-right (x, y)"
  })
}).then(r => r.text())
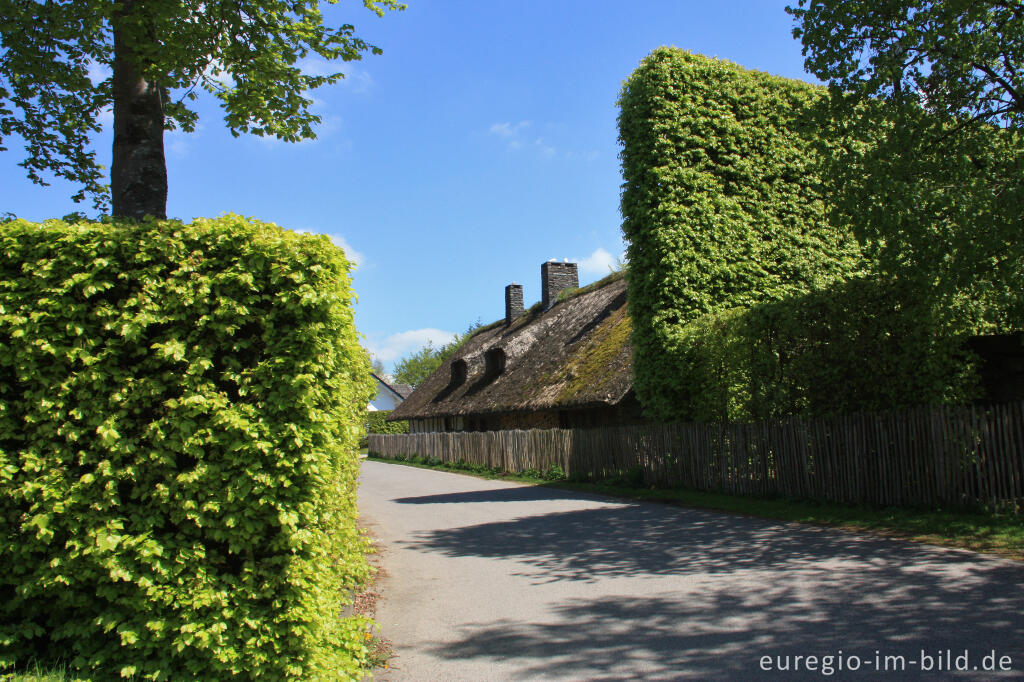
top-left (0, 215), bottom-right (376, 679)
top-left (366, 410), bottom-right (408, 436)
top-left (359, 410), bottom-right (407, 449)
top-left (673, 276), bottom-right (979, 422)
top-left (618, 48), bottom-right (865, 421)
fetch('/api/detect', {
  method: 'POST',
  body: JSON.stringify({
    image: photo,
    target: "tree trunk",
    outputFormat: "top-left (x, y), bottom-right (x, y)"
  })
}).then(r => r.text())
top-left (111, 3), bottom-right (167, 220)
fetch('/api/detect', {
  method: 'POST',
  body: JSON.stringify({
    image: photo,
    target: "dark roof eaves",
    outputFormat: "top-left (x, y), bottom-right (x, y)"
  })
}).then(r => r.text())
top-left (371, 372), bottom-right (408, 401)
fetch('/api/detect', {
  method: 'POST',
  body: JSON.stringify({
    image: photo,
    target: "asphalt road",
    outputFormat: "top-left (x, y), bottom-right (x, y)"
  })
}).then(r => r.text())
top-left (358, 460), bottom-right (1024, 681)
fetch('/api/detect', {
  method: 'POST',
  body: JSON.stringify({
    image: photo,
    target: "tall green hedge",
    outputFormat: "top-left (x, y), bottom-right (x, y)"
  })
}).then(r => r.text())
top-left (673, 276), bottom-right (980, 422)
top-left (618, 48), bottom-right (866, 421)
top-left (0, 215), bottom-right (376, 679)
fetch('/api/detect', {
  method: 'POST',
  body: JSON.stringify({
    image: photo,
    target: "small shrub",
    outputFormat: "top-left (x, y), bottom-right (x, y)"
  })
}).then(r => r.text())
top-left (603, 466), bottom-right (646, 489)
top-left (543, 465), bottom-right (567, 481)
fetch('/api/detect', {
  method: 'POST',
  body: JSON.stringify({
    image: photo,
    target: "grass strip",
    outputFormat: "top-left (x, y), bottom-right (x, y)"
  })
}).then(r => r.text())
top-left (366, 455), bottom-right (1023, 561)
top-left (3, 661), bottom-right (69, 681)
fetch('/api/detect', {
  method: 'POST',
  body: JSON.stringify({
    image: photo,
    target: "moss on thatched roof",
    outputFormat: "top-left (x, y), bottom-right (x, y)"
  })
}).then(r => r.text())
top-left (389, 274), bottom-right (632, 420)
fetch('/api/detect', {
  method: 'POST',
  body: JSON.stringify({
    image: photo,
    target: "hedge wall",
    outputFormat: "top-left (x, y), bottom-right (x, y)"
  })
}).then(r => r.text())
top-left (618, 48), bottom-right (865, 422)
top-left (672, 276), bottom-right (980, 422)
top-left (0, 215), bottom-right (376, 679)
top-left (366, 410), bottom-right (408, 436)
top-left (359, 410), bottom-right (408, 449)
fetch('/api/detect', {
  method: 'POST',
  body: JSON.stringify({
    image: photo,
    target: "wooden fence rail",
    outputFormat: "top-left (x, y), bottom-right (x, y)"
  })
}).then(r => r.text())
top-left (368, 401), bottom-right (1024, 512)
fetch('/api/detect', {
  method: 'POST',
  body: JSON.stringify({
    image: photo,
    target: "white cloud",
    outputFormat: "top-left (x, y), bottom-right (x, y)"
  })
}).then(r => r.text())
top-left (164, 121), bottom-right (205, 157)
top-left (344, 69), bottom-right (374, 93)
top-left (578, 248), bottom-right (616, 275)
top-left (325, 233), bottom-right (365, 267)
top-left (366, 328), bottom-right (458, 364)
top-left (166, 132), bottom-right (190, 157)
top-left (87, 60), bottom-right (111, 85)
top-left (489, 121), bottom-right (562, 159)
top-left (535, 138), bottom-right (556, 159)
top-left (298, 56), bottom-right (338, 78)
top-left (489, 121), bottom-right (530, 138)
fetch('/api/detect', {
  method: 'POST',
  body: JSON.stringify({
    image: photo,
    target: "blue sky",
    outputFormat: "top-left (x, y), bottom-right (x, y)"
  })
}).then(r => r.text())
top-left (0, 1), bottom-right (819, 371)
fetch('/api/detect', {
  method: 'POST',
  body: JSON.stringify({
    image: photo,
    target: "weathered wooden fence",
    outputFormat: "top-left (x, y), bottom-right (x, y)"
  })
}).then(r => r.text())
top-left (368, 401), bottom-right (1024, 512)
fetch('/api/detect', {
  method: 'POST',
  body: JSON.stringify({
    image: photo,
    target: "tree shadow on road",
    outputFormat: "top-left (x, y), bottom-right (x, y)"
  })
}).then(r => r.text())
top-left (428, 590), bottom-right (1023, 680)
top-left (400, 499), bottom-right (1016, 581)
top-left (397, 498), bottom-right (1024, 679)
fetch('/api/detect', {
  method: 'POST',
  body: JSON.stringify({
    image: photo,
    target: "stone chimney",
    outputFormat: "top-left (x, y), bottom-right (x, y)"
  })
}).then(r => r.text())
top-left (542, 260), bottom-right (579, 310)
top-left (505, 283), bottom-right (524, 326)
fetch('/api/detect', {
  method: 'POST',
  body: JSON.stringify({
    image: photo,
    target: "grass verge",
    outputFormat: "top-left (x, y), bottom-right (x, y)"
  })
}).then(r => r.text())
top-left (366, 454), bottom-right (1024, 561)
top-left (2, 662), bottom-right (69, 681)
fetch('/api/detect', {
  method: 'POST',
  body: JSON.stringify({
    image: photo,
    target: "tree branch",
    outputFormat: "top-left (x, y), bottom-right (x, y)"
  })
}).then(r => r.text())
top-left (972, 61), bottom-right (1022, 110)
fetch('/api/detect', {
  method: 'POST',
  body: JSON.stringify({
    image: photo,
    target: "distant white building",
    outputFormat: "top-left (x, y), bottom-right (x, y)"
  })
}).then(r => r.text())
top-left (369, 372), bottom-right (414, 411)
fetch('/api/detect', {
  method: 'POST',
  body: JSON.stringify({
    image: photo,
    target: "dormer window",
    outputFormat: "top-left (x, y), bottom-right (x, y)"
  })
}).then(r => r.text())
top-left (484, 348), bottom-right (506, 379)
top-left (450, 359), bottom-right (468, 386)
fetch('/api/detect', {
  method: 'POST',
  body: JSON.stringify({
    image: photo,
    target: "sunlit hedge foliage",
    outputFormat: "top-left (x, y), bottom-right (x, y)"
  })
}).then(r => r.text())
top-left (672, 276), bottom-right (980, 422)
top-left (366, 410), bottom-right (408, 436)
top-left (817, 94), bottom-right (1024, 332)
top-left (618, 48), bottom-right (865, 422)
top-left (0, 215), bottom-right (375, 679)
top-left (360, 410), bottom-right (408, 449)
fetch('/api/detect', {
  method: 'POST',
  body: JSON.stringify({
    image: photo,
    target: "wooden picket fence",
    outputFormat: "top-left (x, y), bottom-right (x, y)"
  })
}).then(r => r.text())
top-left (369, 401), bottom-right (1024, 513)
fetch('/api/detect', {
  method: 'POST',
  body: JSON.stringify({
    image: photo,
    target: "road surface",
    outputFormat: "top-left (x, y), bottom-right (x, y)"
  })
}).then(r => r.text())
top-left (358, 460), bottom-right (1024, 680)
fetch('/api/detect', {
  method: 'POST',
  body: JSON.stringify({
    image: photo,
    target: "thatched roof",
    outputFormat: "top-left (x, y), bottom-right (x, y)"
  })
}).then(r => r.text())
top-left (389, 272), bottom-right (632, 420)
top-left (390, 383), bottom-right (414, 399)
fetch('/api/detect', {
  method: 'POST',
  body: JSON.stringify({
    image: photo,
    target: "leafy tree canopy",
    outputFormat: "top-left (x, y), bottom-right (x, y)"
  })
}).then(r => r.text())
top-left (392, 342), bottom-right (446, 389)
top-left (787, 0), bottom-right (1024, 330)
top-left (787, 0), bottom-right (1022, 130)
top-left (0, 0), bottom-right (403, 214)
top-left (392, 322), bottom-right (481, 388)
